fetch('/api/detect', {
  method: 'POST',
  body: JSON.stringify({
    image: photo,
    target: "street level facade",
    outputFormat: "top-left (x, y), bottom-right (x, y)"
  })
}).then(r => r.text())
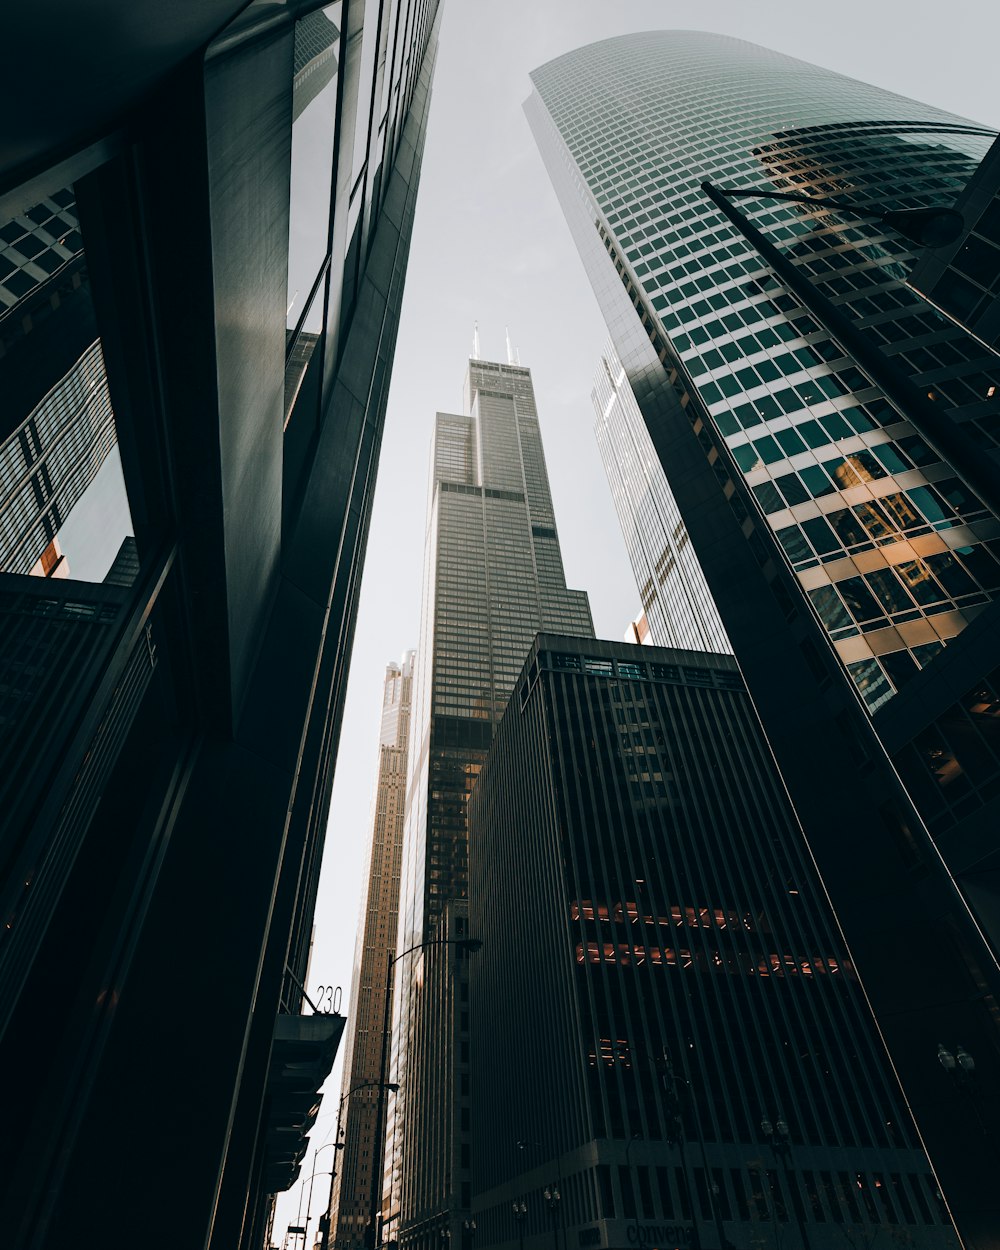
top-left (389, 356), bottom-right (593, 1250)
top-left (0, 2), bottom-right (442, 1247)
top-left (526, 31), bottom-right (1000, 1245)
top-left (470, 634), bottom-right (958, 1250)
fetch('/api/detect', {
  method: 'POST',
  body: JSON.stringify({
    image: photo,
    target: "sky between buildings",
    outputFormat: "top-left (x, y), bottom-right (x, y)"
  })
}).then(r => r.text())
top-left (275, 0), bottom-right (1000, 1238)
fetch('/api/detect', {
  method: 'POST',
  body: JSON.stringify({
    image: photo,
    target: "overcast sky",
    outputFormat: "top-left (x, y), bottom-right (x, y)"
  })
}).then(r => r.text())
top-left (275, 0), bottom-right (1000, 1238)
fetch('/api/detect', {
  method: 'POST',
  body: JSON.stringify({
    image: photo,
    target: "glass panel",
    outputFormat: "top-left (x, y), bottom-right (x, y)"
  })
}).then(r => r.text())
top-left (284, 280), bottom-right (326, 429)
top-left (351, 0), bottom-right (382, 184)
top-left (895, 559), bottom-right (946, 606)
top-left (838, 577), bottom-right (884, 623)
top-left (808, 585), bottom-right (852, 631)
top-left (848, 658), bottom-right (893, 713)
top-left (865, 569), bottom-right (915, 615)
top-left (924, 551), bottom-right (977, 598)
top-left (286, 4), bottom-right (342, 340)
top-left (0, 186), bottom-right (136, 586)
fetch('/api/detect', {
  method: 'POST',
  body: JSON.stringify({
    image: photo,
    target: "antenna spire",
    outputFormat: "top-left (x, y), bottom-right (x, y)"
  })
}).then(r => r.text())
top-left (505, 326), bottom-right (515, 365)
top-left (472, 321), bottom-right (481, 360)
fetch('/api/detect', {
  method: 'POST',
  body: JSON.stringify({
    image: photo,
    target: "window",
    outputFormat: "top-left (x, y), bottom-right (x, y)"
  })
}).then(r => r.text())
top-left (808, 585), bottom-right (853, 631)
top-left (551, 652), bottom-right (581, 671)
top-left (618, 661), bottom-right (646, 679)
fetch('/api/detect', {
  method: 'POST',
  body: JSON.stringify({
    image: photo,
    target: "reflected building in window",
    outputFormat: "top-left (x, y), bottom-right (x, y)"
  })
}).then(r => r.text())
top-left (909, 132), bottom-right (1000, 353)
top-left (389, 354), bottom-right (593, 1250)
top-left (0, 187), bottom-right (130, 582)
top-left (0, 0), bottom-right (443, 1246)
top-left (470, 635), bottom-right (957, 1250)
top-left (526, 32), bottom-right (1000, 1243)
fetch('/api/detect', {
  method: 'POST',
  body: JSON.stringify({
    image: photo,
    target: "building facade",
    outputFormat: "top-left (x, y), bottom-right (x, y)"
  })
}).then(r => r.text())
top-left (388, 357), bottom-right (593, 1250)
top-left (329, 653), bottom-right (416, 1250)
top-left (909, 133), bottom-right (1000, 349)
top-left (592, 340), bottom-right (730, 652)
top-left (469, 634), bottom-right (958, 1250)
top-left (526, 31), bottom-right (1000, 1245)
top-left (0, 2), bottom-right (442, 1247)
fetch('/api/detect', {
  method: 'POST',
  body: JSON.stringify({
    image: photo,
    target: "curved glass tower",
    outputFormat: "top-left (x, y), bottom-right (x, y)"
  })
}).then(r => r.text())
top-left (527, 32), bottom-right (1000, 1249)
top-left (528, 31), bottom-right (998, 714)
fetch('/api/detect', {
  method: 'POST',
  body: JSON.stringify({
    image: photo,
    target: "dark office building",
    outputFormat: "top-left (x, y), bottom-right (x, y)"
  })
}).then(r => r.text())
top-left (0, 2), bottom-right (442, 1248)
top-left (469, 635), bottom-right (956, 1250)
top-left (528, 32), bottom-right (1000, 1244)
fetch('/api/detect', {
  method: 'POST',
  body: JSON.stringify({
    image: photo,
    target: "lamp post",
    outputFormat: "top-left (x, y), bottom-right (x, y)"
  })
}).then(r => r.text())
top-left (659, 1056), bottom-right (704, 1250)
top-left (699, 180), bottom-right (1000, 522)
top-left (302, 1141), bottom-right (340, 1247)
top-left (937, 1042), bottom-right (991, 1147)
top-left (512, 1201), bottom-right (527, 1250)
top-left (319, 1078), bottom-right (399, 1250)
top-left (367, 936), bottom-right (483, 1250)
top-left (761, 1117), bottom-right (810, 1250)
top-left (543, 1185), bottom-right (561, 1250)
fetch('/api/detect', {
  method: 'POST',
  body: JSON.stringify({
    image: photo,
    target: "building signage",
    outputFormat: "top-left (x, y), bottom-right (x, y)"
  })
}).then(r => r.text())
top-left (626, 1224), bottom-right (695, 1247)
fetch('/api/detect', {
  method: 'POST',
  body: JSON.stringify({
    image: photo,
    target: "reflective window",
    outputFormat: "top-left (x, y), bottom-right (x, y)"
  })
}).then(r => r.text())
top-left (0, 188), bottom-right (136, 586)
top-left (286, 5), bottom-right (342, 337)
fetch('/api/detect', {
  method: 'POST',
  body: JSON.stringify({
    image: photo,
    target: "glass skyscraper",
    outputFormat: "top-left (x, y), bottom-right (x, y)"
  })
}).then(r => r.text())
top-left (388, 356), bottom-right (593, 1250)
top-left (526, 32), bottom-right (1000, 1246)
top-left (527, 32), bottom-right (999, 714)
top-left (592, 340), bottom-right (729, 652)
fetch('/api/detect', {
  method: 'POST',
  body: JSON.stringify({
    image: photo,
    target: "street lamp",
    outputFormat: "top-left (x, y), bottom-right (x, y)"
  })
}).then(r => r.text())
top-left (319, 1078), bottom-right (400, 1250)
top-left (761, 1115), bottom-right (811, 1250)
top-left (543, 1185), bottom-right (561, 1250)
top-left (367, 936), bottom-right (483, 1250)
top-left (938, 1043), bottom-right (975, 1077)
top-left (301, 1141), bottom-right (341, 1247)
top-left (512, 1201), bottom-right (527, 1250)
top-left (699, 180), bottom-right (1000, 521)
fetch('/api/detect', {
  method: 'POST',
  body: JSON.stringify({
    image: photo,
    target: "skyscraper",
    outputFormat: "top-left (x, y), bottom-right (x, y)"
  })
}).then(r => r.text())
top-left (592, 340), bottom-right (729, 652)
top-left (526, 32), bottom-right (1000, 1243)
top-left (469, 634), bottom-right (957, 1250)
top-left (0, 2), bottom-right (442, 1246)
top-left (330, 653), bottom-right (416, 1250)
top-left (389, 356), bottom-right (593, 1250)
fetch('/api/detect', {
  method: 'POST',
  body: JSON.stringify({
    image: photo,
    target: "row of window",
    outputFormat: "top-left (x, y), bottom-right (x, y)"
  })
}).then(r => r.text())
top-left (541, 650), bottom-right (740, 691)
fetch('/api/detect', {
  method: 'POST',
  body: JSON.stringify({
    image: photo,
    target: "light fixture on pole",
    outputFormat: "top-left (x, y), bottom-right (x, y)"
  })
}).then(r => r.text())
top-left (320, 1078), bottom-right (400, 1250)
top-left (367, 936), bottom-right (483, 1250)
top-left (512, 1200), bottom-right (527, 1250)
top-left (761, 1115), bottom-right (810, 1249)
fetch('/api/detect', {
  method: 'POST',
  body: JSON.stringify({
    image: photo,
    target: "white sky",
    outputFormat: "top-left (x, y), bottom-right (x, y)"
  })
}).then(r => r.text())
top-left (275, 1), bottom-right (1000, 1241)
